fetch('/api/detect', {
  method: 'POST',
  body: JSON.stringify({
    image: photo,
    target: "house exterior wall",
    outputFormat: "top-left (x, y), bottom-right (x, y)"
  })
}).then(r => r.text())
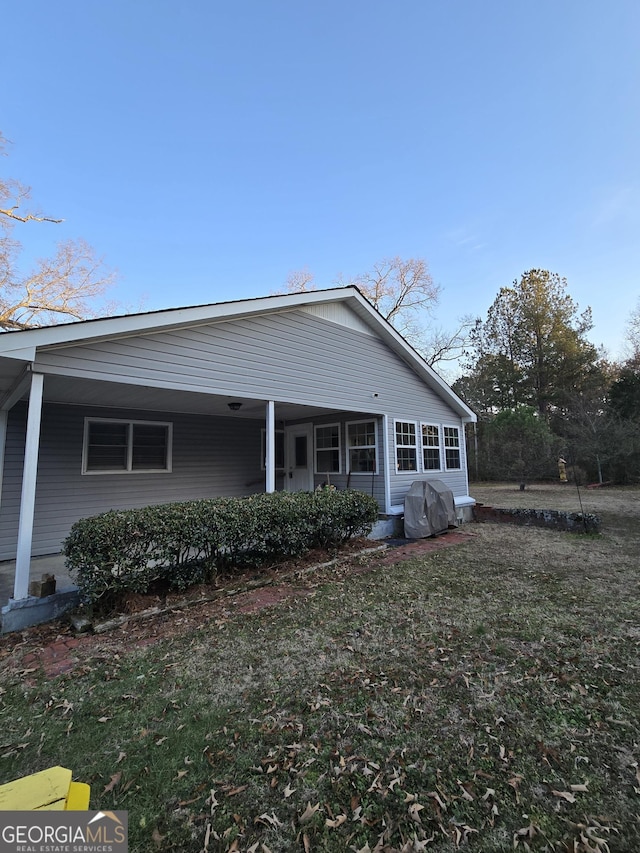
top-left (0, 308), bottom-right (471, 559)
top-left (0, 403), bottom-right (264, 559)
top-left (36, 306), bottom-right (468, 494)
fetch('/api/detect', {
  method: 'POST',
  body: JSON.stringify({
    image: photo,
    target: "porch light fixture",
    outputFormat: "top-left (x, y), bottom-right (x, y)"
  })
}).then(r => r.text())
top-left (228, 401), bottom-right (242, 411)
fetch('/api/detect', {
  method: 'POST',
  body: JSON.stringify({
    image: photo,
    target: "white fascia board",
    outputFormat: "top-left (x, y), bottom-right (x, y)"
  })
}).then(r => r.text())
top-left (0, 346), bottom-right (37, 361)
top-left (0, 288), bottom-right (358, 353)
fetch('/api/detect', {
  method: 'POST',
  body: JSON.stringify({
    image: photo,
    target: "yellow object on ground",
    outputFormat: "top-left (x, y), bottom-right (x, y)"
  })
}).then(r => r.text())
top-left (558, 457), bottom-right (567, 482)
top-left (0, 766), bottom-right (90, 810)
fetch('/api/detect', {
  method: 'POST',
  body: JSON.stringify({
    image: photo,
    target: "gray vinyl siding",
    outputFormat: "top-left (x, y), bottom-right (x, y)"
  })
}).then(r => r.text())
top-left (35, 310), bottom-right (457, 419)
top-left (0, 406), bottom-right (27, 560)
top-left (299, 303), bottom-right (376, 337)
top-left (36, 310), bottom-right (464, 510)
top-left (0, 403), bottom-right (266, 559)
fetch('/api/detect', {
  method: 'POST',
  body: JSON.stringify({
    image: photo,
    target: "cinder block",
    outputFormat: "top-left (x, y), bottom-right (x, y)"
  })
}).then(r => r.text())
top-left (29, 573), bottom-right (57, 598)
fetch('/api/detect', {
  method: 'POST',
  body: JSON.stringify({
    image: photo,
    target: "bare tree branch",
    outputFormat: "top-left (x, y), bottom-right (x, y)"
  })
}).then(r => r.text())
top-left (422, 315), bottom-right (476, 367)
top-left (0, 239), bottom-right (115, 329)
top-left (280, 267), bottom-right (315, 294)
top-left (625, 296), bottom-right (640, 364)
top-left (340, 256), bottom-right (440, 330)
top-left (0, 131), bottom-right (117, 329)
top-left (0, 205), bottom-right (63, 225)
top-left (0, 134), bottom-right (55, 226)
top-left (277, 256), bottom-right (471, 370)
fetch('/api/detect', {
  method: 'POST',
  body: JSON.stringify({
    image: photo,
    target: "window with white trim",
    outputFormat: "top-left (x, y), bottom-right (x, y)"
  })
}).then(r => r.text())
top-left (394, 420), bottom-right (418, 472)
top-left (443, 425), bottom-right (462, 470)
top-left (261, 429), bottom-right (285, 470)
top-left (314, 424), bottom-right (341, 474)
top-left (346, 420), bottom-right (377, 473)
top-left (83, 418), bottom-right (172, 474)
top-left (421, 423), bottom-right (442, 471)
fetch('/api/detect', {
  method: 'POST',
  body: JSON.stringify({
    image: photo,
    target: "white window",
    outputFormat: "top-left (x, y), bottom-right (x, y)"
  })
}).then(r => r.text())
top-left (83, 418), bottom-right (172, 474)
top-left (394, 420), bottom-right (418, 472)
top-left (261, 429), bottom-right (285, 470)
top-left (443, 425), bottom-right (462, 470)
top-left (346, 419), bottom-right (378, 474)
top-left (421, 423), bottom-right (442, 471)
top-left (314, 424), bottom-right (341, 474)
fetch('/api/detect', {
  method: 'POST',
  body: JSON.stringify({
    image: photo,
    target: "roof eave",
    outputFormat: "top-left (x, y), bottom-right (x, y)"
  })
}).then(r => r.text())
top-left (0, 287), bottom-right (359, 354)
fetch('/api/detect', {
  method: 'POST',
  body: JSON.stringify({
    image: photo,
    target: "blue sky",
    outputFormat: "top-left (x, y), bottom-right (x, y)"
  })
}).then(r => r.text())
top-left (3, 1), bottom-right (639, 365)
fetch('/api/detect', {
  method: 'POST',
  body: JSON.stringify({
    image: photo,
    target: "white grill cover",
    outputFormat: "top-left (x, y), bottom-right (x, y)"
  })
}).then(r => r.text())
top-left (404, 479), bottom-right (458, 539)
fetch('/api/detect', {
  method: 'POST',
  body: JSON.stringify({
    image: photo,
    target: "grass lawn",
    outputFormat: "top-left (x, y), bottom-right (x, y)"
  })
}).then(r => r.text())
top-left (1, 483), bottom-right (639, 852)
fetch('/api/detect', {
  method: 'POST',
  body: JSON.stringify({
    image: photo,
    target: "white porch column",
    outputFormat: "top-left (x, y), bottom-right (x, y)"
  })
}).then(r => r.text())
top-left (14, 372), bottom-right (44, 600)
top-left (265, 400), bottom-right (276, 493)
top-left (382, 414), bottom-right (393, 514)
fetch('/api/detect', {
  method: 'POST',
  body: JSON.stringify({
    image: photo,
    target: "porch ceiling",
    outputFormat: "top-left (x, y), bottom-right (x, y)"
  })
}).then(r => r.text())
top-left (14, 371), bottom-right (346, 422)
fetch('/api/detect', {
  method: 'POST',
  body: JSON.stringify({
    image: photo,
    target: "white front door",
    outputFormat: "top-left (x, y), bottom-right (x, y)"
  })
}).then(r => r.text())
top-left (285, 423), bottom-right (314, 492)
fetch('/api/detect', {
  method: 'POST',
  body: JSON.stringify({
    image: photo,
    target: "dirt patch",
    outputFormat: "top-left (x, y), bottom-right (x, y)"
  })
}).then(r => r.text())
top-left (233, 585), bottom-right (309, 614)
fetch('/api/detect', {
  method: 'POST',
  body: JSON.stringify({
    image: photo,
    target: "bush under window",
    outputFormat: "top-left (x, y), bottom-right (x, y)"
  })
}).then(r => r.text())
top-left (63, 489), bottom-right (379, 613)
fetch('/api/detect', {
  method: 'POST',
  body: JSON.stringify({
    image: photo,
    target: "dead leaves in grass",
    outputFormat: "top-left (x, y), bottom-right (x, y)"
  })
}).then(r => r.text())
top-left (513, 815), bottom-right (618, 852)
top-left (187, 688), bottom-right (629, 853)
top-left (102, 771), bottom-right (121, 794)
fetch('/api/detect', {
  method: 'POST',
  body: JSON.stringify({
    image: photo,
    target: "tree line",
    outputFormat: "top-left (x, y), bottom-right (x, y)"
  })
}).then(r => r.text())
top-left (453, 270), bottom-right (640, 487)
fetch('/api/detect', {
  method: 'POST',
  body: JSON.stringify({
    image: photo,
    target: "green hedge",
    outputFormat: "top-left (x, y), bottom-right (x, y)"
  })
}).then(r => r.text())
top-left (63, 489), bottom-right (379, 612)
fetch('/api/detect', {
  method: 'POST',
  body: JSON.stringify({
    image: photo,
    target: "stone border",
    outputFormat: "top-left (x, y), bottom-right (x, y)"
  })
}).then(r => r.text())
top-left (473, 504), bottom-right (600, 534)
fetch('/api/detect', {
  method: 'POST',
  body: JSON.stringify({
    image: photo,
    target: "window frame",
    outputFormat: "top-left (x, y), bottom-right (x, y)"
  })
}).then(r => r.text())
top-left (394, 419), bottom-right (419, 473)
top-left (420, 422), bottom-right (443, 472)
top-left (443, 424), bottom-right (462, 471)
top-left (345, 418), bottom-right (378, 475)
top-left (82, 417), bottom-right (173, 475)
top-left (314, 423), bottom-right (342, 475)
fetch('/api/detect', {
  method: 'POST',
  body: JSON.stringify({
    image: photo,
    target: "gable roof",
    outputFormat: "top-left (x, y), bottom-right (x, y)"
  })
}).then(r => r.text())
top-left (0, 286), bottom-right (476, 421)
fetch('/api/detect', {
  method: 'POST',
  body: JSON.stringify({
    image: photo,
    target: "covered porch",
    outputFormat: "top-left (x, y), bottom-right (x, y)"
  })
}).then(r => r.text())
top-left (0, 365), bottom-right (392, 627)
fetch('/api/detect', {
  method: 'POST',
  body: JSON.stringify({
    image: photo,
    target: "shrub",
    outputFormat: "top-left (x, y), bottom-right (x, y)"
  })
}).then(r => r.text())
top-left (63, 489), bottom-right (379, 613)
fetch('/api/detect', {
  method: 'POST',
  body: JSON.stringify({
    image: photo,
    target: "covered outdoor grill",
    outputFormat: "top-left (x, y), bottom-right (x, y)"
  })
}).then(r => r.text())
top-left (404, 479), bottom-right (458, 539)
